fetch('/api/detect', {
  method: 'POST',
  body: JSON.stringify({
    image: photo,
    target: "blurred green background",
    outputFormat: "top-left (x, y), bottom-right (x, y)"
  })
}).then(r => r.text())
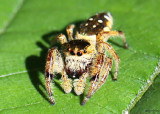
top-left (0, 0), bottom-right (160, 113)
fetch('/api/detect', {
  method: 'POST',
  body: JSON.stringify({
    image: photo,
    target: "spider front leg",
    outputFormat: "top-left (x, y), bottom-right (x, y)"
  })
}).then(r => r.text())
top-left (56, 33), bottom-right (72, 93)
top-left (92, 57), bottom-right (112, 94)
top-left (45, 48), bottom-right (64, 105)
top-left (73, 72), bottom-right (88, 95)
top-left (82, 57), bottom-right (112, 105)
top-left (66, 24), bottom-right (75, 41)
top-left (60, 70), bottom-right (72, 94)
top-left (98, 31), bottom-right (129, 48)
top-left (81, 53), bottom-right (105, 105)
top-left (101, 42), bottom-right (120, 80)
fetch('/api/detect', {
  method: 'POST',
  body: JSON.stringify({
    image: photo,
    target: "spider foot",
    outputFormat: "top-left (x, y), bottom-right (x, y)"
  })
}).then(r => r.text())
top-left (74, 79), bottom-right (86, 95)
top-left (81, 96), bottom-right (91, 105)
top-left (81, 98), bottom-right (88, 106)
top-left (61, 79), bottom-right (72, 93)
top-left (124, 43), bottom-right (129, 49)
top-left (113, 78), bottom-right (117, 81)
top-left (113, 70), bottom-right (118, 81)
top-left (49, 96), bottom-right (55, 105)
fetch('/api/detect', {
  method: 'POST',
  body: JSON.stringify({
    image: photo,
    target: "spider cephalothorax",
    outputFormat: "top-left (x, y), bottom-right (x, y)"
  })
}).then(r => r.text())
top-left (45, 12), bottom-right (128, 105)
top-left (63, 39), bottom-right (96, 79)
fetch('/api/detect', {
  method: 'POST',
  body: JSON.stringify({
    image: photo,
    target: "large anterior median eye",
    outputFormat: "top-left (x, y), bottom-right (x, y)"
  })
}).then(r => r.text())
top-left (77, 52), bottom-right (82, 56)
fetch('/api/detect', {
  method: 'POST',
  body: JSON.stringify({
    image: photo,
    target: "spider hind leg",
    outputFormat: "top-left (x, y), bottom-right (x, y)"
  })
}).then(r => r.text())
top-left (97, 31), bottom-right (129, 48)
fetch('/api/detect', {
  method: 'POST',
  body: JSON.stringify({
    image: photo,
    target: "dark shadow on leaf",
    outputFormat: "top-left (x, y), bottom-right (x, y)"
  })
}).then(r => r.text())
top-left (80, 93), bottom-right (85, 104)
top-left (25, 41), bottom-right (49, 103)
top-left (110, 71), bottom-right (115, 81)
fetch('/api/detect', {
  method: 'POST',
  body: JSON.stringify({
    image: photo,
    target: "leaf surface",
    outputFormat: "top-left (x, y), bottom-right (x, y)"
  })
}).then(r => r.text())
top-left (0, 0), bottom-right (160, 113)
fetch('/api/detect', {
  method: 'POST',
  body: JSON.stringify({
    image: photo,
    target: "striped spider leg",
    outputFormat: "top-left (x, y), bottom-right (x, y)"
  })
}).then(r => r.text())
top-left (45, 26), bottom-right (73, 105)
top-left (81, 42), bottom-right (113, 105)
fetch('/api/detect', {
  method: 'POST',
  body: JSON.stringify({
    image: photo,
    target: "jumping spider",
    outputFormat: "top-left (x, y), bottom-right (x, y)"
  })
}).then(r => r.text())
top-left (45, 12), bottom-right (128, 105)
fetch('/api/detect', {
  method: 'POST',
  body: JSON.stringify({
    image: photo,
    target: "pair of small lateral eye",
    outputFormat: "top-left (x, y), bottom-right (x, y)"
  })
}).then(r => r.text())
top-left (68, 49), bottom-right (87, 56)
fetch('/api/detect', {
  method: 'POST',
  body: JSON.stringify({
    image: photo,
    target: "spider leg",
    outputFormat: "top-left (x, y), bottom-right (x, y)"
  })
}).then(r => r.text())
top-left (57, 33), bottom-right (68, 44)
top-left (81, 53), bottom-right (105, 105)
top-left (60, 69), bottom-right (72, 94)
top-left (97, 31), bottom-right (129, 48)
top-left (45, 48), bottom-right (64, 105)
top-left (100, 42), bottom-right (119, 80)
top-left (73, 72), bottom-right (88, 95)
top-left (66, 24), bottom-right (75, 41)
top-left (92, 57), bottom-right (112, 94)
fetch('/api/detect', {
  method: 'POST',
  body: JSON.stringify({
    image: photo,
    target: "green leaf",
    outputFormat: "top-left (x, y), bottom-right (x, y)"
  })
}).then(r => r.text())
top-left (0, 0), bottom-right (23, 33)
top-left (0, 0), bottom-right (160, 113)
top-left (131, 74), bottom-right (160, 114)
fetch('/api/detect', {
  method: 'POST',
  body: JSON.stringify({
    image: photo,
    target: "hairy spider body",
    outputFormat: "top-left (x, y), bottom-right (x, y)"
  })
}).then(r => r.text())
top-left (64, 40), bottom-right (96, 79)
top-left (45, 12), bottom-right (128, 105)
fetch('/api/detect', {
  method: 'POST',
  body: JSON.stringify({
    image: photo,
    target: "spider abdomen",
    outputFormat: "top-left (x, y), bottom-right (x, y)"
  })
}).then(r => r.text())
top-left (79, 12), bottom-right (113, 35)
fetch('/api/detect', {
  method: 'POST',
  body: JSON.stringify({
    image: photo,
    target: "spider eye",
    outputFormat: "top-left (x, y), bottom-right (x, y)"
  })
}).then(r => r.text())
top-left (67, 48), bottom-right (70, 51)
top-left (77, 52), bottom-right (82, 56)
top-left (84, 50), bottom-right (87, 53)
top-left (70, 50), bottom-right (75, 55)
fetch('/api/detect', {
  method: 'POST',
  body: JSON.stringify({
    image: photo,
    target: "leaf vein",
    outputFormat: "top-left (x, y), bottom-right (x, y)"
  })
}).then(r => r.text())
top-left (0, 71), bottom-right (27, 78)
top-left (0, 0), bottom-right (25, 35)
top-left (0, 102), bottom-right (41, 112)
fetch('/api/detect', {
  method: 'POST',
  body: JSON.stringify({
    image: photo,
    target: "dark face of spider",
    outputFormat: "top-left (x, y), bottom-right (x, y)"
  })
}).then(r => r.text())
top-left (63, 39), bottom-right (91, 56)
top-left (63, 39), bottom-right (96, 79)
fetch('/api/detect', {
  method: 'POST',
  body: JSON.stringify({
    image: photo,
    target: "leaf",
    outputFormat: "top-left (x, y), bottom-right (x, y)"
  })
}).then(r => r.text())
top-left (131, 74), bottom-right (160, 113)
top-left (0, 0), bottom-right (160, 113)
top-left (0, 0), bottom-right (23, 33)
